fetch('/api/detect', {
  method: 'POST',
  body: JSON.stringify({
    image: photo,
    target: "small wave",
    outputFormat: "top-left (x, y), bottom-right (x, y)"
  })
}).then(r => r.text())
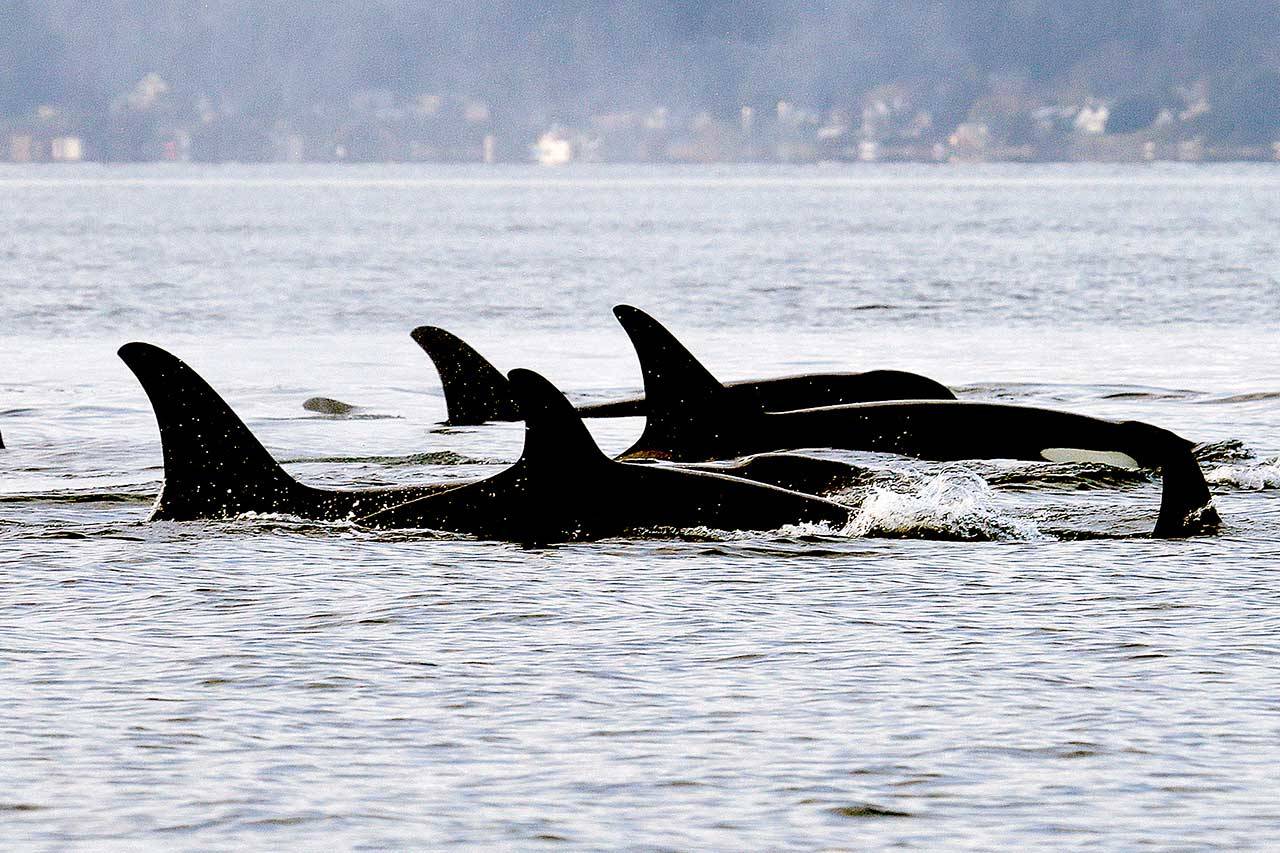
top-left (300, 413), bottom-right (403, 421)
top-left (224, 512), bottom-right (362, 531)
top-left (1194, 439), bottom-right (1254, 464)
top-left (1193, 391), bottom-right (1280, 405)
top-left (956, 382), bottom-right (1200, 403)
top-left (844, 470), bottom-right (1045, 541)
top-left (828, 803), bottom-right (912, 818)
top-left (0, 490), bottom-right (153, 504)
top-left (279, 451), bottom-right (495, 466)
top-left (986, 463), bottom-right (1152, 490)
top-left (1206, 458), bottom-right (1280, 490)
top-left (666, 520), bottom-right (847, 542)
top-left (266, 413), bottom-right (403, 421)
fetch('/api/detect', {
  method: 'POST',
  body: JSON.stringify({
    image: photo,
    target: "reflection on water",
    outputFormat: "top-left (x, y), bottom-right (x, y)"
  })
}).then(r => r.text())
top-left (2, 164), bottom-right (1279, 848)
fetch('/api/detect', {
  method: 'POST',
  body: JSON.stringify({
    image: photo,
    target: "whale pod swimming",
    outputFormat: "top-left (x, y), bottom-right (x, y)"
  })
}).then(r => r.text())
top-left (119, 342), bottom-right (855, 533)
top-left (118, 342), bottom-right (455, 521)
top-left (612, 305), bottom-right (1219, 538)
top-left (121, 337), bottom-right (1218, 539)
top-left (410, 323), bottom-right (955, 426)
top-left (358, 369), bottom-right (853, 541)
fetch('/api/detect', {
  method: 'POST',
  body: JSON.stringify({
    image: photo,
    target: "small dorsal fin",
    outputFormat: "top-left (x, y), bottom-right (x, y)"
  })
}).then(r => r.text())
top-left (507, 369), bottom-right (611, 470)
top-left (118, 343), bottom-right (302, 520)
top-left (411, 326), bottom-right (519, 424)
top-left (612, 305), bottom-right (761, 460)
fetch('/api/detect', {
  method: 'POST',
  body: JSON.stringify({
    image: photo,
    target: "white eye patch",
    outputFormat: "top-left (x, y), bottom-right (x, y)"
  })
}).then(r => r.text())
top-left (1040, 447), bottom-right (1141, 469)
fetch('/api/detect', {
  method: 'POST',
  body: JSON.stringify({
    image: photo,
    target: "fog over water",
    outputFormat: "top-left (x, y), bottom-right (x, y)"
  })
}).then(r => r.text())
top-left (7, 2), bottom-right (1280, 159)
top-left (2, 163), bottom-right (1280, 847)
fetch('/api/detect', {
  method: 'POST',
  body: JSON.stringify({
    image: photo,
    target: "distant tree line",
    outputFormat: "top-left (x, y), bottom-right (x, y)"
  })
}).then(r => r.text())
top-left (4, 0), bottom-right (1280, 156)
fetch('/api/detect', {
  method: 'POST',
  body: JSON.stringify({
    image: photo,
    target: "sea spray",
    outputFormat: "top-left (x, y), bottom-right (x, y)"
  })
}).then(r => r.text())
top-left (844, 469), bottom-right (1046, 541)
top-left (1206, 457), bottom-right (1280, 490)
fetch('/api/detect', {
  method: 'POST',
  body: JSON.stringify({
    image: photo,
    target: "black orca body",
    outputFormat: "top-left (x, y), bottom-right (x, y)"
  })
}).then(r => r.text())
top-left (120, 343), bottom-right (851, 539)
top-left (358, 370), bottom-right (852, 541)
top-left (613, 306), bottom-right (1219, 538)
top-left (650, 452), bottom-right (869, 496)
top-left (119, 343), bottom-right (454, 521)
top-left (410, 324), bottom-right (955, 426)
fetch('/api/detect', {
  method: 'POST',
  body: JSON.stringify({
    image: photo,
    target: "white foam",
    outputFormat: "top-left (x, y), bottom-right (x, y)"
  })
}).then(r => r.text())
top-left (1206, 458), bottom-right (1280, 490)
top-left (844, 470), bottom-right (1046, 541)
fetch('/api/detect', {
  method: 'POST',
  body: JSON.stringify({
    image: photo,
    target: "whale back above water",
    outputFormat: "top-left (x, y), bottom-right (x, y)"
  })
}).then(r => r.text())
top-left (612, 305), bottom-right (1219, 538)
top-left (119, 342), bottom-right (851, 538)
top-left (118, 343), bottom-right (451, 521)
top-left (410, 319), bottom-right (954, 426)
top-left (357, 368), bottom-right (854, 542)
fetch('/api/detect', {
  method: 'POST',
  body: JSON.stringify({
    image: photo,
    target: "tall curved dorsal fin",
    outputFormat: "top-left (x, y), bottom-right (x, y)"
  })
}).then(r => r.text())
top-left (507, 368), bottom-right (611, 470)
top-left (357, 369), bottom-right (608, 538)
top-left (410, 326), bottom-right (519, 424)
top-left (118, 343), bottom-right (304, 520)
top-left (612, 305), bottom-right (761, 460)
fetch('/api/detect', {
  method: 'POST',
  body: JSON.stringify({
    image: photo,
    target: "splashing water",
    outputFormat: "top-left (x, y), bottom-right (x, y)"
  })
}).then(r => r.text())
top-left (1206, 458), bottom-right (1280, 490)
top-left (845, 469), bottom-right (1047, 541)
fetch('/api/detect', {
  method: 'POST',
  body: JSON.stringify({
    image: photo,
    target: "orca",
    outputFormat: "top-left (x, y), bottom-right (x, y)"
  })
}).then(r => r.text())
top-left (410, 327), bottom-right (521, 424)
top-left (410, 323), bottom-right (954, 426)
top-left (118, 343), bottom-right (455, 521)
top-left (357, 369), bottom-right (853, 542)
top-left (637, 452), bottom-right (869, 496)
top-left (119, 342), bottom-right (852, 534)
top-left (613, 305), bottom-right (1219, 538)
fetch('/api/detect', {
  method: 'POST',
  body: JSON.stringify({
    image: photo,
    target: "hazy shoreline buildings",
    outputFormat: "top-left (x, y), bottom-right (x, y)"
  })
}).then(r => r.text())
top-left (6, 79), bottom-right (1280, 165)
top-left (5, 2), bottom-right (1280, 165)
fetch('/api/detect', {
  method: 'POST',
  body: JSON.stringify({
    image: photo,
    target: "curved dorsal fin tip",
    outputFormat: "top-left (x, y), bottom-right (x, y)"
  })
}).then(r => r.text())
top-left (507, 368), bottom-right (609, 466)
top-left (409, 325), bottom-right (452, 347)
top-left (117, 342), bottom-right (299, 520)
top-left (612, 304), bottom-right (642, 321)
top-left (506, 368), bottom-right (574, 418)
top-left (118, 341), bottom-right (159, 362)
top-left (611, 304), bottom-right (666, 338)
top-left (411, 325), bottom-right (518, 424)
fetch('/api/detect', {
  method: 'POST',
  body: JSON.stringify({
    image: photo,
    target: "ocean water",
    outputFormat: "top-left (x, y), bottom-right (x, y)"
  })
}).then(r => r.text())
top-left (2, 163), bottom-right (1279, 848)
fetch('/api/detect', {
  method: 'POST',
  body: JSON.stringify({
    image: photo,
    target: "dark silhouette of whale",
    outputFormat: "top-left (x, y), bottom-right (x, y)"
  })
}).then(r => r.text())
top-left (612, 305), bottom-right (1219, 538)
top-left (118, 342), bottom-right (456, 521)
top-left (357, 369), bottom-right (852, 541)
top-left (119, 343), bottom-right (853, 536)
top-left (120, 339), bottom-right (1217, 539)
top-left (410, 324), bottom-right (954, 425)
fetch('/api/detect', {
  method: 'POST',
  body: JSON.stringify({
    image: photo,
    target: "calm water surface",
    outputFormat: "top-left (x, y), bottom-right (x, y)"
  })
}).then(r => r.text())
top-left (2, 163), bottom-right (1279, 848)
